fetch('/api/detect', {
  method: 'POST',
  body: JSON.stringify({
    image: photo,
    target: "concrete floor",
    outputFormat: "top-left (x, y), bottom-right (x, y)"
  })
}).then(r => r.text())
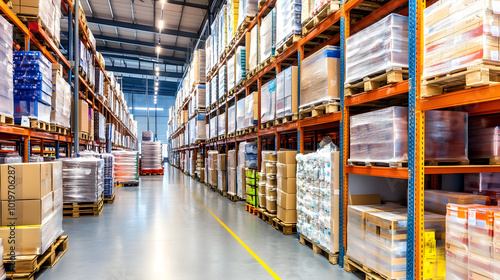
top-left (38, 166), bottom-right (358, 280)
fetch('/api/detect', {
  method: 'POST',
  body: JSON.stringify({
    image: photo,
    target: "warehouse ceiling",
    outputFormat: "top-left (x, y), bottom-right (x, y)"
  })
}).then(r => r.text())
top-left (62, 0), bottom-right (212, 96)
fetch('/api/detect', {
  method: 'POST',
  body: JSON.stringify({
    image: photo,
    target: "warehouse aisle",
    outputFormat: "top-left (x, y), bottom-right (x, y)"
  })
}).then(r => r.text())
top-left (38, 165), bottom-right (356, 280)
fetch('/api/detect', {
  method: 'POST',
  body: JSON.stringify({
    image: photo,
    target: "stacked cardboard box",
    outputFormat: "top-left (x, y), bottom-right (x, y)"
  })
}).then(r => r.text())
top-left (248, 25), bottom-right (259, 72)
top-left (260, 79), bottom-right (276, 124)
top-left (208, 151), bottom-right (218, 187)
top-left (244, 92), bottom-right (258, 128)
top-left (196, 151), bottom-right (205, 183)
top-left (425, 190), bottom-right (490, 215)
top-left (0, 162), bottom-right (63, 256)
top-left (260, 151), bottom-right (277, 213)
top-left (227, 150), bottom-right (237, 195)
top-left (494, 212), bottom-right (500, 279)
top-left (277, 150), bottom-right (297, 224)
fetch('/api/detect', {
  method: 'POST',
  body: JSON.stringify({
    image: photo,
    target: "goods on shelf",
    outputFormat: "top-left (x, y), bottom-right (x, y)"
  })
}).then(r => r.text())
top-left (296, 138), bottom-right (340, 253)
top-left (261, 151), bottom-right (277, 213)
top-left (51, 72), bottom-right (71, 128)
top-left (211, 19), bottom-right (218, 70)
top-left (188, 49), bottom-right (206, 88)
top-left (235, 46), bottom-right (246, 86)
top-left (112, 151), bottom-right (139, 183)
top-left (236, 98), bottom-right (245, 132)
top-left (78, 100), bottom-right (89, 135)
top-left (218, 5), bottom-right (228, 58)
top-left (246, 167), bottom-right (258, 206)
top-left (0, 15), bottom-right (12, 119)
top-left (95, 67), bottom-right (104, 96)
top-left (245, 141), bottom-right (258, 169)
top-left (228, 150), bottom-right (237, 195)
top-left (227, 55), bottom-right (236, 91)
top-left (345, 14), bottom-right (408, 85)
top-left (205, 35), bottom-right (212, 76)
top-left (260, 79), bottom-right (276, 124)
top-left (142, 131), bottom-right (153, 142)
top-left (141, 141), bottom-right (163, 170)
top-left (277, 150), bottom-right (297, 223)
top-left (189, 113), bottom-right (206, 143)
top-left (276, 0), bottom-right (301, 48)
top-left (101, 153), bottom-right (115, 197)
top-left (260, 8), bottom-right (276, 64)
top-left (211, 73), bottom-right (218, 105)
top-left (425, 110), bottom-right (468, 162)
top-left (237, 0), bottom-right (258, 29)
top-left (276, 66), bottom-right (298, 119)
top-left (219, 64), bottom-right (227, 99)
top-left (218, 111), bottom-right (227, 137)
top-left (258, 170), bottom-right (266, 208)
top-left (424, 190), bottom-right (490, 215)
top-left (218, 153), bottom-right (227, 192)
top-left (13, 51), bottom-right (52, 123)
top-left (469, 115), bottom-right (500, 161)
top-left (300, 46), bottom-right (340, 108)
top-left (0, 162), bottom-right (63, 256)
top-left (192, 85), bottom-right (206, 112)
top-left (465, 173), bottom-right (500, 194)
top-left (0, 153), bottom-right (22, 163)
top-left (94, 112), bottom-right (105, 141)
top-left (62, 158), bottom-right (104, 203)
top-left (227, 0), bottom-right (240, 42)
top-left (237, 142), bottom-right (247, 198)
top-left (423, 0), bottom-right (500, 79)
top-left (244, 92), bottom-right (258, 128)
top-left (210, 115), bottom-right (217, 139)
top-left (228, 104), bottom-right (236, 134)
top-left (208, 151), bottom-right (218, 187)
top-left (248, 25), bottom-right (259, 72)
top-left (12, 0), bottom-right (61, 44)
top-left (206, 81), bottom-right (211, 109)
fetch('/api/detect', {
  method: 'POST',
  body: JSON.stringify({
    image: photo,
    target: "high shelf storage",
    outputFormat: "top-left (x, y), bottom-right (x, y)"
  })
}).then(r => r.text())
top-left (0, 0), bottom-right (138, 162)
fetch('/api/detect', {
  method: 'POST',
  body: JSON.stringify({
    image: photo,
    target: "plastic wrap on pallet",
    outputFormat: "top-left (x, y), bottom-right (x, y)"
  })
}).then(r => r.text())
top-left (211, 20), bottom-right (218, 69)
top-left (141, 141), bottom-right (163, 170)
top-left (425, 110), bottom-right (468, 162)
top-left (218, 112), bottom-right (227, 136)
top-left (227, 55), bottom-right (236, 91)
top-left (0, 153), bottom-right (22, 164)
top-left (245, 92), bottom-right (258, 128)
top-left (219, 64), bottom-right (227, 99)
top-left (142, 131), bottom-right (153, 141)
top-left (62, 157), bottom-right (104, 203)
top-left (206, 80), bottom-right (211, 108)
top-left (469, 115), bottom-right (500, 160)
top-left (101, 153), bottom-right (115, 196)
top-left (296, 139), bottom-right (339, 253)
top-left (106, 123), bottom-right (115, 142)
top-left (237, 97), bottom-right (245, 131)
top-left (210, 116), bottom-right (218, 139)
top-left (248, 25), bottom-right (259, 72)
top-left (245, 141), bottom-right (258, 168)
top-left (196, 113), bottom-right (206, 141)
top-left (260, 79), bottom-right (276, 123)
top-left (237, 142), bottom-right (247, 198)
top-left (423, 0), bottom-right (500, 79)
top-left (300, 46), bottom-right (340, 108)
top-left (260, 9), bottom-right (276, 64)
top-left (189, 49), bottom-right (206, 86)
top-left (51, 73), bottom-right (71, 128)
top-left (276, 69), bottom-right (285, 118)
top-left (235, 46), bottom-right (247, 86)
top-left (205, 35), bottom-right (212, 74)
top-left (464, 173), bottom-right (500, 193)
top-left (0, 15), bottom-right (12, 119)
top-left (194, 85), bottom-right (206, 110)
top-left (228, 105), bottom-right (236, 134)
top-left (345, 14), bottom-right (409, 84)
top-left (276, 0), bottom-right (302, 48)
top-left (238, 0), bottom-right (258, 29)
top-left (218, 5), bottom-right (227, 58)
top-left (211, 73), bottom-right (218, 105)
top-left (227, 0), bottom-right (240, 43)
top-left (95, 68), bottom-right (104, 96)
top-left (112, 151), bottom-right (139, 183)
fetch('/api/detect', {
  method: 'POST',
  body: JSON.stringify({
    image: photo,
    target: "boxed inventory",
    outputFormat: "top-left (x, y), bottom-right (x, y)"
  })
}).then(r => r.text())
top-left (260, 79), bottom-right (276, 124)
top-left (276, 0), bottom-right (302, 48)
top-left (248, 26), bottom-right (259, 72)
top-left (244, 92), bottom-right (258, 128)
top-left (235, 46), bottom-right (247, 86)
top-left (237, 97), bottom-right (245, 132)
top-left (228, 105), bottom-right (236, 134)
top-left (260, 9), bottom-right (276, 64)
top-left (276, 66), bottom-right (298, 119)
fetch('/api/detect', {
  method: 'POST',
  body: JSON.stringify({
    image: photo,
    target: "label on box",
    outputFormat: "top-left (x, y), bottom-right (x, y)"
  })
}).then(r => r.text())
top-left (21, 116), bottom-right (30, 127)
top-left (469, 209), bottom-right (477, 226)
top-left (493, 1), bottom-right (500, 14)
top-left (491, 50), bottom-right (499, 61)
top-left (492, 26), bottom-right (500, 37)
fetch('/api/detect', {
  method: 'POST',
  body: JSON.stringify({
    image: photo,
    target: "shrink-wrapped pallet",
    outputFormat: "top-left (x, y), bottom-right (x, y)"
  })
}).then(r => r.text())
top-left (276, 66), bottom-right (298, 118)
top-left (423, 0), bottom-right (500, 79)
top-left (228, 105), bottom-right (236, 134)
top-left (300, 46), bottom-right (340, 108)
top-left (211, 73), bottom-right (218, 105)
top-left (218, 112), bottom-right (227, 137)
top-left (248, 26), bottom-right (259, 71)
top-left (237, 98), bottom-right (245, 131)
top-left (141, 141), bottom-right (162, 170)
top-left (211, 20), bottom-right (218, 69)
top-left (0, 15), bottom-right (12, 119)
top-left (245, 92), bottom-right (258, 128)
top-left (218, 5), bottom-right (227, 57)
top-left (425, 110), bottom-right (468, 162)
top-left (227, 55), bottom-right (236, 91)
top-left (260, 9), bottom-right (276, 64)
top-left (51, 73), bottom-right (71, 128)
top-left (206, 80), bottom-right (211, 108)
top-left (12, 0), bottom-right (60, 43)
top-left (101, 153), bottom-right (115, 197)
top-left (464, 173), bottom-right (500, 193)
top-left (260, 79), bottom-right (276, 123)
top-left (219, 65), bottom-right (226, 99)
top-left (235, 46), bottom-right (247, 85)
top-left (227, 0), bottom-right (240, 42)
top-left (189, 49), bottom-right (206, 86)
top-left (238, 0), bottom-right (258, 29)
top-left (205, 35), bottom-right (212, 74)
top-left (194, 85), bottom-right (206, 110)
top-left (469, 115), bottom-right (500, 161)
top-left (62, 158), bottom-right (104, 203)
top-left (424, 190), bottom-right (490, 215)
top-left (210, 116), bottom-right (218, 139)
top-left (112, 151), bottom-right (139, 183)
top-left (276, 0), bottom-right (301, 48)
top-left (345, 14), bottom-right (408, 84)
top-left (237, 142), bottom-right (247, 198)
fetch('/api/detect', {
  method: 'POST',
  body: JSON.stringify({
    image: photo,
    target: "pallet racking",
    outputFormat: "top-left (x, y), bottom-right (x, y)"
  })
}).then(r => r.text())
top-left (0, 0), bottom-right (138, 162)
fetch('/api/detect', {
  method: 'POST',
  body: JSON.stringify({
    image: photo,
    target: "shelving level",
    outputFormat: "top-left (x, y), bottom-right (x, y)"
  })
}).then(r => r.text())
top-left (0, 0), bottom-right (138, 162)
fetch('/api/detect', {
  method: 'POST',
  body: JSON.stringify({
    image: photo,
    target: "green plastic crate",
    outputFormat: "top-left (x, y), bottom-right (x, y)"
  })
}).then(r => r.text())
top-left (246, 186), bottom-right (257, 196)
top-left (246, 194), bottom-right (258, 206)
top-left (246, 168), bottom-right (256, 178)
top-left (246, 178), bottom-right (256, 185)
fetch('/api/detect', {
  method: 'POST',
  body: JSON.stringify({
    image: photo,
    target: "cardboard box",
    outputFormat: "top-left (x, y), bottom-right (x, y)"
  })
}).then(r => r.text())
top-left (258, 182), bottom-right (266, 195)
top-left (258, 193), bottom-right (266, 208)
top-left (263, 152), bottom-right (277, 161)
top-left (331, 151), bottom-right (340, 190)
top-left (349, 194), bottom-right (381, 205)
top-left (266, 175), bottom-right (277, 186)
top-left (217, 154), bottom-right (226, 170)
top-left (0, 226), bottom-right (44, 256)
top-left (79, 100), bottom-right (89, 133)
top-left (277, 163), bottom-right (296, 178)
top-left (227, 150), bottom-right (237, 169)
top-left (277, 176), bottom-right (296, 194)
top-left (277, 206), bottom-right (297, 223)
top-left (88, 107), bottom-right (94, 140)
top-left (277, 190), bottom-right (296, 209)
top-left (266, 197), bottom-right (277, 213)
top-left (1, 194), bottom-right (53, 226)
top-left (277, 150), bottom-right (297, 164)
top-left (265, 163), bottom-right (277, 174)
top-left (1, 163), bottom-right (51, 200)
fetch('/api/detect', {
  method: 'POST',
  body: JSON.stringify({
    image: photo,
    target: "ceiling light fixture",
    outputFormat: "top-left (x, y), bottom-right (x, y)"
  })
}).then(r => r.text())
top-left (160, 0), bottom-right (165, 4)
top-left (158, 21), bottom-right (164, 30)
top-left (156, 46), bottom-right (161, 53)
top-left (155, 66), bottom-right (160, 71)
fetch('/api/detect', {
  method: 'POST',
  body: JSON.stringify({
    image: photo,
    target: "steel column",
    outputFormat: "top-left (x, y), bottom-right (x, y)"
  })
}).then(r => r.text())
top-left (73, 0), bottom-right (80, 154)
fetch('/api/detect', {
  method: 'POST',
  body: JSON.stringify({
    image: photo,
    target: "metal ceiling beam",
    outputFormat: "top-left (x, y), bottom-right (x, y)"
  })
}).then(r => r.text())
top-left (106, 66), bottom-right (183, 78)
top-left (122, 90), bottom-right (176, 97)
top-left (96, 47), bottom-right (186, 65)
top-left (94, 34), bottom-right (188, 52)
top-left (166, 0), bottom-right (208, 10)
top-left (121, 76), bottom-right (179, 88)
top-left (86, 17), bottom-right (198, 38)
top-left (101, 53), bottom-right (184, 68)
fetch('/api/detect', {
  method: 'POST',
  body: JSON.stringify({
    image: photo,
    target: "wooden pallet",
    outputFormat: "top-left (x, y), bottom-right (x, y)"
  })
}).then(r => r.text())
top-left (244, 126), bottom-right (258, 135)
top-left (272, 218), bottom-right (297, 235)
top-left (237, 16), bottom-right (255, 32)
top-left (227, 132), bottom-right (236, 138)
top-left (425, 159), bottom-right (470, 166)
top-left (104, 194), bottom-right (116, 204)
top-left (245, 203), bottom-right (259, 215)
top-left (302, 1), bottom-right (341, 35)
top-left (236, 130), bottom-right (245, 136)
top-left (4, 236), bottom-right (68, 280)
top-left (299, 102), bottom-right (340, 119)
top-left (257, 208), bottom-right (276, 225)
top-left (259, 56), bottom-right (276, 70)
top-left (30, 120), bottom-right (50, 132)
top-left (49, 124), bottom-right (69, 135)
top-left (63, 196), bottom-right (104, 218)
top-left (421, 60), bottom-right (500, 98)
top-left (17, 15), bottom-right (59, 46)
top-left (344, 255), bottom-right (396, 280)
top-left (0, 114), bottom-right (14, 125)
top-left (226, 193), bottom-right (242, 202)
top-left (79, 131), bottom-right (90, 141)
top-left (470, 156), bottom-right (500, 165)
top-left (273, 114), bottom-right (298, 126)
top-left (140, 172), bottom-right (164, 176)
top-left (347, 159), bottom-right (408, 168)
top-left (115, 181), bottom-right (139, 187)
top-left (345, 68), bottom-right (409, 96)
top-left (299, 234), bottom-right (339, 265)
top-left (217, 189), bottom-right (228, 197)
top-left (276, 34), bottom-right (301, 55)
top-left (247, 67), bottom-right (259, 79)
top-left (261, 121), bottom-right (275, 130)
top-left (217, 135), bottom-right (227, 141)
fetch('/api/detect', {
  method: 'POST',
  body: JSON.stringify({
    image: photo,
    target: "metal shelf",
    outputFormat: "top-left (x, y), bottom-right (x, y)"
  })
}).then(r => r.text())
top-left (345, 165), bottom-right (409, 179)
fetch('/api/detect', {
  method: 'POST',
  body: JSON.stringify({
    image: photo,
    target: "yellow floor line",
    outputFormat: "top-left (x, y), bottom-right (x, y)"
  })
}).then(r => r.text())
top-left (178, 175), bottom-right (281, 280)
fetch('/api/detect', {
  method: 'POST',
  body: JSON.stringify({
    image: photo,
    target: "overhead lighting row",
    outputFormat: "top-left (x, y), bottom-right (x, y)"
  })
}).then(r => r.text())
top-left (154, 0), bottom-right (166, 105)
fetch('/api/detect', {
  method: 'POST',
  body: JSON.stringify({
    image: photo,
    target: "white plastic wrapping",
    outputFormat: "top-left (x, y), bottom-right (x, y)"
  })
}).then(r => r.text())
top-left (219, 64), bottom-right (227, 98)
top-left (51, 74), bottom-right (71, 128)
top-left (237, 98), bottom-right (245, 131)
top-left (276, 70), bottom-right (285, 118)
top-left (227, 55), bottom-right (236, 91)
top-left (141, 141), bottom-right (163, 170)
top-left (260, 79), bottom-right (276, 123)
top-left (205, 35), bottom-right (212, 74)
top-left (211, 73), bottom-right (218, 105)
top-left (276, 0), bottom-right (302, 48)
top-left (300, 46), bottom-right (340, 108)
top-left (218, 5), bottom-right (227, 58)
top-left (235, 46), bottom-right (246, 86)
top-left (218, 112), bottom-right (227, 136)
top-left (101, 153), bottom-right (115, 197)
top-left (206, 80), bottom-right (212, 108)
top-left (228, 105), bottom-right (236, 134)
top-left (245, 141), bottom-right (258, 168)
top-left (248, 25), bottom-right (259, 71)
top-left (238, 0), bottom-right (258, 29)
top-left (245, 92), bottom-right (258, 128)
top-left (210, 116), bottom-right (218, 139)
top-left (345, 14), bottom-right (408, 84)
top-left (0, 15), bottom-right (12, 119)
top-left (260, 9), bottom-right (276, 64)
top-left (226, 0), bottom-right (239, 42)
top-left (237, 142), bottom-right (247, 198)
top-left (62, 158), bottom-right (104, 203)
